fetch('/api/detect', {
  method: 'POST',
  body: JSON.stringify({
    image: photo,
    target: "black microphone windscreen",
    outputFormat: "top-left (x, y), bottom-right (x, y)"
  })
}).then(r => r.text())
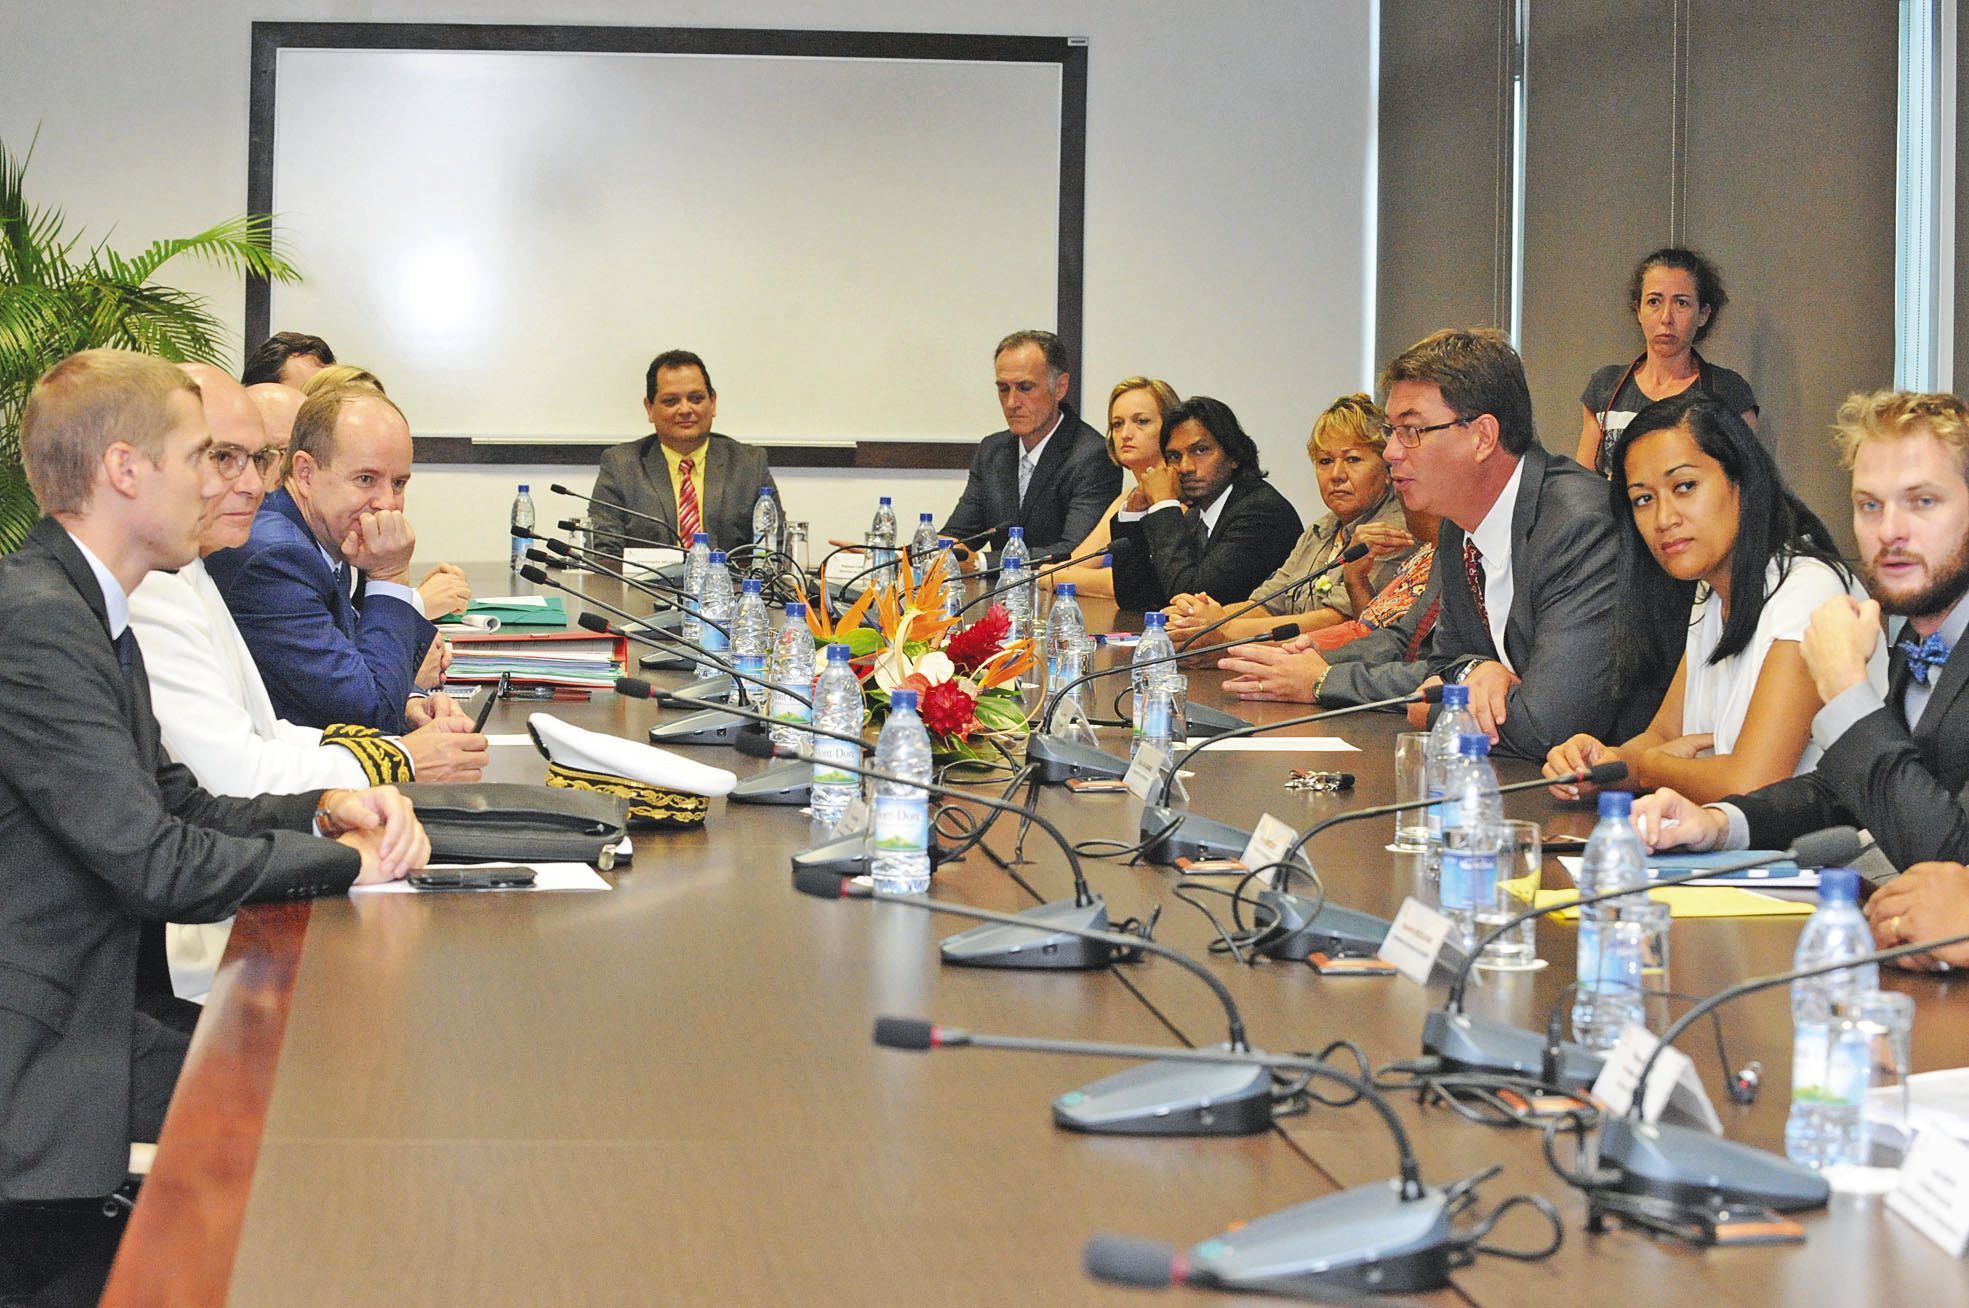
top-left (547, 538), bottom-right (572, 556)
top-left (871, 1016), bottom-right (937, 1051)
top-left (1340, 541), bottom-right (1371, 563)
top-left (1081, 1235), bottom-right (1179, 1289)
top-left (1792, 826), bottom-right (1863, 869)
top-left (1584, 761), bottom-right (1629, 785)
top-left (511, 525), bottom-right (535, 540)
top-left (549, 483), bottom-right (572, 496)
top-left (576, 612), bottom-right (613, 634)
top-left (524, 548), bottom-right (553, 565)
top-left (1268, 622), bottom-right (1301, 642)
top-left (612, 676), bottom-right (655, 700)
top-left (1104, 537), bottom-right (1133, 562)
top-left (519, 565), bottom-right (549, 585)
top-left (1421, 683), bottom-right (1446, 703)
top-left (558, 518), bottom-right (579, 531)
top-left (791, 867), bottom-right (847, 900)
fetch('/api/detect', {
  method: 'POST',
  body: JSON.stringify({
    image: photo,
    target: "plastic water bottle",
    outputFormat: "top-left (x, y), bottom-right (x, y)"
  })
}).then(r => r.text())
top-left (870, 687), bottom-right (933, 894)
top-left (910, 512), bottom-right (939, 569)
top-left (732, 578), bottom-right (772, 706)
top-left (1001, 524), bottom-right (1030, 573)
top-left (935, 541), bottom-right (961, 618)
top-left (695, 550), bottom-right (734, 681)
top-left (1437, 733), bottom-right (1504, 955)
top-left (1423, 684), bottom-right (1481, 879)
top-left (751, 486), bottom-right (781, 560)
top-left (768, 602), bottom-right (815, 751)
top-left (809, 643), bottom-right (863, 829)
top-left (508, 484), bottom-right (534, 571)
top-left (870, 497), bottom-right (898, 588)
top-left (1570, 792), bottom-right (1651, 1050)
top-left (1785, 868), bottom-right (1880, 1168)
top-left (1130, 612), bottom-right (1179, 759)
top-left (682, 531), bottom-right (711, 646)
top-left (999, 557), bottom-right (1034, 643)
top-left (1044, 583), bottom-right (1087, 715)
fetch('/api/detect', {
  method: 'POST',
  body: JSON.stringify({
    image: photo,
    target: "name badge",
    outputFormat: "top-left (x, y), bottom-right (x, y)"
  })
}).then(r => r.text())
top-left (1378, 897), bottom-right (1453, 987)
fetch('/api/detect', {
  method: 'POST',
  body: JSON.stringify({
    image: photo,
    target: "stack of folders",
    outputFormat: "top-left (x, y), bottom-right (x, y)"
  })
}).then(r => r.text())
top-left (436, 595), bottom-right (570, 633)
top-left (444, 630), bottom-right (627, 689)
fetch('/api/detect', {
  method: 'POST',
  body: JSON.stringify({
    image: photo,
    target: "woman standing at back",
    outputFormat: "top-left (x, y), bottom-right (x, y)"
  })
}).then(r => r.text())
top-left (1575, 247), bottom-right (1758, 476)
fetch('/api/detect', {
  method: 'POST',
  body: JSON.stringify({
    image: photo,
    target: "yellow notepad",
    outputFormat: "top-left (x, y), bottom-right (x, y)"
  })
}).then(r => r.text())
top-left (1533, 887), bottom-right (1813, 920)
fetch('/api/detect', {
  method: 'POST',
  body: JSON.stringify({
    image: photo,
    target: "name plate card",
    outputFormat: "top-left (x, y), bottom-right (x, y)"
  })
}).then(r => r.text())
top-left (1238, 813), bottom-right (1300, 888)
top-left (1591, 1025), bottom-right (1722, 1133)
top-left (1888, 1129), bottom-right (1969, 1256)
top-left (1377, 897), bottom-right (1453, 987)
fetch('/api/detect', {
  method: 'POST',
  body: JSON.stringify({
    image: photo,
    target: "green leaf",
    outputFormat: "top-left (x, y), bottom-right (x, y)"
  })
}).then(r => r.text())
top-left (840, 627), bottom-right (885, 658)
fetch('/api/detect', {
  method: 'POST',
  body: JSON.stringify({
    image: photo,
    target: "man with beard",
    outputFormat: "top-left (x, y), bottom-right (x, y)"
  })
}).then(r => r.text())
top-left (1635, 389), bottom-right (1969, 885)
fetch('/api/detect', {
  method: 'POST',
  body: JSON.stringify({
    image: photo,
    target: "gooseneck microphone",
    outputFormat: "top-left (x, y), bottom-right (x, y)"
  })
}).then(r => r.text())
top-left (549, 483), bottom-right (683, 544)
top-left (558, 519), bottom-right (688, 555)
top-left (802, 877), bottom-right (1276, 1136)
top-left (945, 539), bottom-right (1134, 623)
top-left (1037, 622), bottom-right (1302, 738)
top-left (1176, 541), bottom-right (1370, 650)
top-left (1422, 827), bottom-right (1860, 1092)
top-left (869, 1014), bottom-right (1496, 1296)
top-left (825, 519), bottom-right (1013, 612)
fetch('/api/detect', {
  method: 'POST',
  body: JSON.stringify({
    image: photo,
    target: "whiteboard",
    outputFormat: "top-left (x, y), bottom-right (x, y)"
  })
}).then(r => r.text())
top-left (267, 45), bottom-right (1063, 443)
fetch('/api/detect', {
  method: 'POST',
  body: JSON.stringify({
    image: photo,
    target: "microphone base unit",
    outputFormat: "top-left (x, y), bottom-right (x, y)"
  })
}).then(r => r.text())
top-left (938, 896), bottom-right (1113, 970)
top-left (1597, 1116), bottom-right (1830, 1213)
top-left (1027, 733), bottom-right (1130, 784)
top-left (648, 709), bottom-right (753, 747)
top-left (1053, 1043), bottom-right (1274, 1136)
top-left (1181, 1179), bottom-right (1458, 1296)
top-left (1419, 1009), bottom-right (1606, 1091)
top-left (1183, 702), bottom-right (1253, 738)
top-left (669, 675), bottom-right (736, 705)
top-left (1252, 889), bottom-right (1392, 960)
top-left (638, 650), bottom-right (694, 673)
top-left (1139, 806), bottom-right (1251, 864)
top-left (790, 831), bottom-right (947, 879)
top-left (728, 760), bottom-right (813, 806)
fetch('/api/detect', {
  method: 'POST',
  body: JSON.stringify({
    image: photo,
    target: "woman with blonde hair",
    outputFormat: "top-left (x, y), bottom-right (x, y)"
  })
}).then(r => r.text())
top-left (1042, 375), bottom-right (1180, 598)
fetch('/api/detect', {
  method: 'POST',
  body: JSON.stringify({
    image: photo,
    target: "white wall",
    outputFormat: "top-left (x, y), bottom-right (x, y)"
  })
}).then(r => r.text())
top-left (3, 0), bottom-right (1374, 563)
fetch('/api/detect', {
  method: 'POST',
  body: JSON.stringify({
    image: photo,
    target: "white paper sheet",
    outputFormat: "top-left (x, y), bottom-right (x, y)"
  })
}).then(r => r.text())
top-left (352, 862), bottom-right (613, 894)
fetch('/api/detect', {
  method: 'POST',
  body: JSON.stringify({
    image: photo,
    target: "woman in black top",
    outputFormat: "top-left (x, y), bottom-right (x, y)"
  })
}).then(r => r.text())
top-left (1574, 247), bottom-right (1758, 476)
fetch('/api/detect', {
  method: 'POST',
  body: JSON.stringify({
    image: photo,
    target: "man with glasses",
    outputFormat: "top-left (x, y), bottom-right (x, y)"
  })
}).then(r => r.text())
top-left (206, 380), bottom-right (465, 732)
top-left (1220, 328), bottom-right (1641, 758)
top-left (129, 365), bottom-right (486, 1001)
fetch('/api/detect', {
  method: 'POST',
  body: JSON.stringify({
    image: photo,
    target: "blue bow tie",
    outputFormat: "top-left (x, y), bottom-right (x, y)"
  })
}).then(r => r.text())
top-left (1898, 631), bottom-right (1953, 686)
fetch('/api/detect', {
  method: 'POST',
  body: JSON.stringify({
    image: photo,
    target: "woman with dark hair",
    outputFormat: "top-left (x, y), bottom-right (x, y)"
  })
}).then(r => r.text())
top-left (1574, 247), bottom-right (1759, 477)
top-left (1107, 395), bottom-right (1301, 612)
top-left (1544, 391), bottom-right (1884, 802)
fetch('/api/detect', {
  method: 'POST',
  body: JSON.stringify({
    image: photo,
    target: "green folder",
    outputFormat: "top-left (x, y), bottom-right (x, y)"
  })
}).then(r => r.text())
top-left (437, 595), bottom-right (568, 628)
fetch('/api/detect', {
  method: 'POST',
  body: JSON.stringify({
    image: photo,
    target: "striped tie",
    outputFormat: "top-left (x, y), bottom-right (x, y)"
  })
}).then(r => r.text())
top-left (1462, 538), bottom-right (1490, 634)
top-left (677, 456), bottom-right (702, 542)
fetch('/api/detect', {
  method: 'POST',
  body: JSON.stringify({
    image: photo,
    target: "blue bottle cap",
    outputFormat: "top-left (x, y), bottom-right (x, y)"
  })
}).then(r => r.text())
top-left (826, 643), bottom-right (852, 661)
top-left (1440, 683), bottom-right (1469, 708)
top-left (742, 578), bottom-right (763, 593)
top-left (1143, 611), bottom-right (1167, 628)
top-left (920, 512), bottom-right (934, 521)
top-left (708, 550), bottom-right (728, 564)
top-left (517, 483), bottom-right (529, 493)
top-left (785, 601), bottom-right (807, 618)
top-left (693, 532), bottom-right (709, 545)
top-left (1457, 733), bottom-right (1490, 756)
top-left (1008, 526), bottom-right (1024, 538)
top-left (879, 496), bottom-right (892, 504)
top-left (1058, 583), bottom-right (1077, 598)
top-left (1597, 792), bottom-right (1633, 817)
top-left (760, 485), bottom-right (773, 495)
top-left (890, 689), bottom-right (920, 712)
top-left (1818, 868), bottom-right (1861, 903)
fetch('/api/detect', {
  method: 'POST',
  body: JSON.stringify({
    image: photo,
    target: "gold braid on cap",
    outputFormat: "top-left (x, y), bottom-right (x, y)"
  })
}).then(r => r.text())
top-left (320, 724), bottom-right (414, 785)
top-left (546, 761), bottom-right (711, 828)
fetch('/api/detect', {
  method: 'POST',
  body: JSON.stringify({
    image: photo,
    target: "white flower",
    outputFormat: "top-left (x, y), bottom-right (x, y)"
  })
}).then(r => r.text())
top-left (871, 646), bottom-right (956, 693)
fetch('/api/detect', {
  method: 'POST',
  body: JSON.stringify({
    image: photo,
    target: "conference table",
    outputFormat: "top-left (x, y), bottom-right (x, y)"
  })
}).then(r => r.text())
top-left (102, 567), bottom-right (1969, 1305)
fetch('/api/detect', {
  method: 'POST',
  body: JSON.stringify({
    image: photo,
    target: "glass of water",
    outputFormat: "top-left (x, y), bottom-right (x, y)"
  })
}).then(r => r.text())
top-left (1839, 990), bottom-right (1917, 1169)
top-left (1392, 731), bottom-right (1430, 852)
top-left (1475, 818), bottom-right (1546, 971)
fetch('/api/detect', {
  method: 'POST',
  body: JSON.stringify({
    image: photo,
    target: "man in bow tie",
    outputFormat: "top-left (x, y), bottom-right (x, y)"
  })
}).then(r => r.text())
top-left (1637, 390), bottom-right (1969, 914)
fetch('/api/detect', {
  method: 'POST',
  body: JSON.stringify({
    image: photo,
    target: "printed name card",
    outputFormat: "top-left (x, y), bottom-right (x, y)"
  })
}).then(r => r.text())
top-left (1238, 813), bottom-right (1300, 887)
top-left (1888, 1129), bottom-right (1969, 1256)
top-left (1377, 897), bottom-right (1453, 986)
top-left (1124, 744), bottom-right (1173, 800)
top-left (1591, 1025), bottom-right (1722, 1133)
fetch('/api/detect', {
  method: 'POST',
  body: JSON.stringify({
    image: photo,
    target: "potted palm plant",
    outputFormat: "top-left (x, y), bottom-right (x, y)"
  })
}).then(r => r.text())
top-left (0, 134), bottom-right (300, 551)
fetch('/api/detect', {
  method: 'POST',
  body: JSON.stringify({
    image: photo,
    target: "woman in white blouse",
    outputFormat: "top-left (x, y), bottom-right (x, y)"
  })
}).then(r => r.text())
top-left (1544, 390), bottom-right (1885, 803)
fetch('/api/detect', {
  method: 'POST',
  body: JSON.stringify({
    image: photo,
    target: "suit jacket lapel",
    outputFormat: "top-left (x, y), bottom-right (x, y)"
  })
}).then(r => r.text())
top-left (1912, 624), bottom-right (1969, 741)
top-left (1500, 445), bottom-right (1549, 667)
top-left (638, 438), bottom-right (682, 539)
top-left (1019, 414), bottom-right (1078, 524)
top-left (30, 516), bottom-right (149, 742)
top-left (1436, 519), bottom-right (1498, 661)
top-left (266, 488), bottom-right (359, 635)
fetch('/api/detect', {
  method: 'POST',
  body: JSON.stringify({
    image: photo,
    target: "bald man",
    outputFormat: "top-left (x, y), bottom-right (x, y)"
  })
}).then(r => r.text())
top-left (130, 369), bottom-right (485, 998)
top-left (247, 380), bottom-right (304, 454)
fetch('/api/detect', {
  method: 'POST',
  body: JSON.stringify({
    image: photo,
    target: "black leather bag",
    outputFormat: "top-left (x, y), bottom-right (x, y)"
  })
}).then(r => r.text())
top-left (397, 783), bottom-right (629, 868)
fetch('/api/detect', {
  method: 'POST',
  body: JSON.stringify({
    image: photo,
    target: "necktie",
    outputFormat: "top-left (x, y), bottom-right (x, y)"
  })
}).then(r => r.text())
top-left (677, 456), bottom-right (703, 542)
top-left (114, 627), bottom-right (138, 688)
top-left (1018, 451), bottom-right (1036, 503)
top-left (1462, 538), bottom-right (1491, 634)
top-left (1898, 631), bottom-right (1952, 686)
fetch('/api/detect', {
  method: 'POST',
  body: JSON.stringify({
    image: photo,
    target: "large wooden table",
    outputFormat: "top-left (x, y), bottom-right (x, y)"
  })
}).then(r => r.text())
top-left (103, 571), bottom-right (1969, 1304)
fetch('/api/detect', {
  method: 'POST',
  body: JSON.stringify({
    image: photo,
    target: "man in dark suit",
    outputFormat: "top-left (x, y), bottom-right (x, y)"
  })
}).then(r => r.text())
top-left (0, 351), bottom-right (424, 1303)
top-left (941, 330), bottom-right (1121, 563)
top-left (205, 381), bottom-right (458, 734)
top-left (1108, 395), bottom-right (1302, 611)
top-left (591, 350), bottom-right (778, 554)
top-left (1218, 329), bottom-right (1641, 759)
top-left (1637, 390), bottom-right (1969, 899)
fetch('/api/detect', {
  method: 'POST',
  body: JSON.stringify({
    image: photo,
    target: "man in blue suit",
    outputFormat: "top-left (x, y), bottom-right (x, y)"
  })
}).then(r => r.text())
top-left (206, 382), bottom-right (465, 733)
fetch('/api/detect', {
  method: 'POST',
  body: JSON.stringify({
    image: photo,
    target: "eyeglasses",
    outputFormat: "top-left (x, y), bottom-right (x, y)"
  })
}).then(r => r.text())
top-left (208, 445), bottom-right (285, 478)
top-left (1379, 417), bottom-right (1470, 448)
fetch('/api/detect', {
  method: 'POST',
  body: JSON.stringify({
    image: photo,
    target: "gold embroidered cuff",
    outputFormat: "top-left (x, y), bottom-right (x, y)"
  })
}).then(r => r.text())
top-left (320, 724), bottom-right (415, 785)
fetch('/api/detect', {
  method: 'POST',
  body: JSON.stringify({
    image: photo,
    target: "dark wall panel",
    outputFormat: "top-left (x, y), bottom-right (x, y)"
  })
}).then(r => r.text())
top-left (1520, 0), bottom-right (1679, 461)
top-left (1685, 2), bottom-right (1899, 552)
top-left (1376, 1), bottom-right (1514, 367)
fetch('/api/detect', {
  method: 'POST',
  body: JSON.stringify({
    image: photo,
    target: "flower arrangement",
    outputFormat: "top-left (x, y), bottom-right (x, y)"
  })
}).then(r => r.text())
top-left (805, 549), bottom-right (1036, 762)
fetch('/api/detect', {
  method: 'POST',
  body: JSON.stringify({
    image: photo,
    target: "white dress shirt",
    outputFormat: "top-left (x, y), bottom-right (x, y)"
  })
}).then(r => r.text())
top-left (1463, 458), bottom-right (1525, 671)
top-left (1016, 411), bottom-right (1065, 504)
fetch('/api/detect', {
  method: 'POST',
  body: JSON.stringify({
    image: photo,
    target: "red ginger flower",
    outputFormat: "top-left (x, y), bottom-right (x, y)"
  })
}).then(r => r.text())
top-left (944, 605), bottom-right (1009, 673)
top-left (919, 679), bottom-right (980, 738)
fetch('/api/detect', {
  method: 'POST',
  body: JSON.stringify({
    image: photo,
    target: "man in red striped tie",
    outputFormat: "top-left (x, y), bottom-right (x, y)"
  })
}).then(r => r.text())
top-left (591, 350), bottom-right (779, 558)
